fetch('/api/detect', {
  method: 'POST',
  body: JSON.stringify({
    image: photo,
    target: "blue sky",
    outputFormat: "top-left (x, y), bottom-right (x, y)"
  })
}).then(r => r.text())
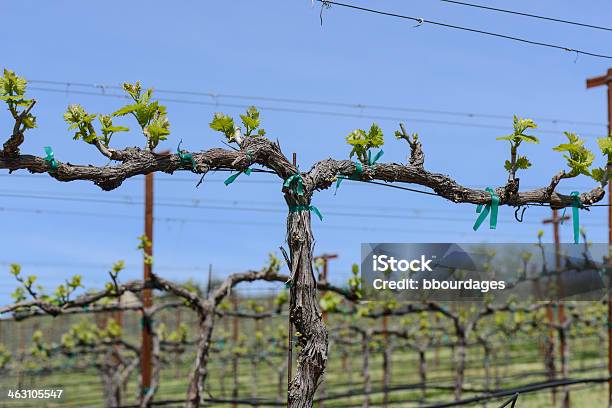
top-left (0, 0), bottom-right (611, 302)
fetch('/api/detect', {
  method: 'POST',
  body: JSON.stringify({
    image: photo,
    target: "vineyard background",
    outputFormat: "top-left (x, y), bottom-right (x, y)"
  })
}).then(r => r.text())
top-left (0, 275), bottom-right (611, 407)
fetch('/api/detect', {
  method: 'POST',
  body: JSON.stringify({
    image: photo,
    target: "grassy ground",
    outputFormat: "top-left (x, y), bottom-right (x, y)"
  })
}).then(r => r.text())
top-left (0, 336), bottom-right (608, 407)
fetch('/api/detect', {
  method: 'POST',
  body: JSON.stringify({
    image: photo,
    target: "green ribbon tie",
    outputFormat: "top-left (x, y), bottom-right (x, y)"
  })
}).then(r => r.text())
top-left (43, 146), bottom-right (58, 171)
top-left (367, 149), bottom-right (384, 165)
top-left (473, 187), bottom-right (499, 231)
top-left (335, 161), bottom-right (363, 194)
top-left (224, 167), bottom-right (252, 186)
top-left (140, 316), bottom-right (154, 330)
top-left (289, 205), bottom-right (323, 221)
top-left (176, 140), bottom-right (197, 171)
top-left (563, 191), bottom-right (580, 244)
top-left (224, 150), bottom-right (254, 185)
top-left (284, 172), bottom-right (304, 195)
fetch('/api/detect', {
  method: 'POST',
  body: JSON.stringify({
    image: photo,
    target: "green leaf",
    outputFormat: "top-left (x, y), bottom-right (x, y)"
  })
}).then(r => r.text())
top-left (21, 114), bottom-right (36, 129)
top-left (122, 82), bottom-right (143, 102)
top-left (319, 292), bottom-right (341, 313)
top-left (112, 104), bottom-right (139, 117)
top-left (240, 106), bottom-right (260, 136)
top-left (0, 69), bottom-right (27, 97)
top-left (367, 123), bottom-right (384, 147)
top-left (210, 113), bottom-right (235, 139)
top-left (9, 264), bottom-right (21, 276)
top-left (513, 116), bottom-right (537, 135)
top-left (143, 112), bottom-right (170, 149)
top-left (496, 135), bottom-right (514, 142)
top-left (112, 85), bottom-right (170, 147)
top-left (68, 275), bottom-right (83, 289)
top-left (497, 116), bottom-right (539, 147)
top-left (98, 115), bottom-right (129, 146)
top-left (0, 95), bottom-right (31, 105)
top-left (591, 167), bottom-right (609, 183)
top-left (553, 143), bottom-right (579, 153)
top-left (504, 160), bottom-right (512, 171)
top-left (345, 129), bottom-right (368, 147)
top-left (553, 132), bottom-right (594, 176)
top-left (111, 260), bottom-right (125, 275)
top-left (345, 123), bottom-right (384, 162)
top-left (515, 155), bottom-right (531, 169)
top-left (597, 137), bottom-right (612, 156)
top-left (11, 287), bottom-right (25, 302)
top-left (107, 125), bottom-right (129, 133)
top-left (64, 104), bottom-right (97, 143)
top-left (517, 134), bottom-right (539, 144)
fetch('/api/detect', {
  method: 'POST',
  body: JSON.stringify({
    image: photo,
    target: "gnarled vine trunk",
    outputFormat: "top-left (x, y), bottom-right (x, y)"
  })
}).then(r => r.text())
top-left (285, 196), bottom-right (328, 408)
top-left (185, 309), bottom-right (215, 408)
top-left (418, 348), bottom-right (427, 400)
top-left (454, 335), bottom-right (466, 401)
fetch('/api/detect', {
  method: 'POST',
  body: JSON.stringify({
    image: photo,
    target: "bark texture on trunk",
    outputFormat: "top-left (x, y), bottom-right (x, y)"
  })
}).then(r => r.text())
top-left (285, 198), bottom-right (328, 408)
top-left (141, 328), bottom-right (161, 408)
top-left (185, 310), bottom-right (215, 408)
top-left (101, 360), bottom-right (117, 408)
top-left (418, 349), bottom-right (427, 400)
top-left (454, 336), bottom-right (466, 401)
top-left (382, 339), bottom-right (391, 407)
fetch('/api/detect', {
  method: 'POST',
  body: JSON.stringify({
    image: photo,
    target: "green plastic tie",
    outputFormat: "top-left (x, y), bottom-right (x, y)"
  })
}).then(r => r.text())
top-left (176, 140), bottom-right (197, 171)
top-left (367, 149), bottom-right (384, 165)
top-left (335, 161), bottom-right (363, 194)
top-left (473, 187), bottom-right (499, 231)
top-left (224, 150), bottom-right (254, 186)
top-left (284, 172), bottom-right (304, 195)
top-left (140, 316), bottom-right (154, 330)
top-left (561, 192), bottom-right (581, 244)
top-left (224, 167), bottom-right (252, 186)
top-left (570, 191), bottom-right (580, 244)
top-left (43, 146), bottom-right (58, 171)
top-left (289, 205), bottom-right (323, 221)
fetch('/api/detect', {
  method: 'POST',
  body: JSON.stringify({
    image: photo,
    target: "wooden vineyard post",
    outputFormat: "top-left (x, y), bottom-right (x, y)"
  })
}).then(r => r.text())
top-left (207, 264), bottom-right (213, 296)
top-left (141, 172), bottom-right (154, 402)
top-left (382, 314), bottom-right (390, 408)
top-left (543, 210), bottom-right (570, 408)
top-left (232, 293), bottom-right (239, 408)
top-left (113, 307), bottom-right (123, 404)
top-left (17, 321), bottom-right (24, 389)
top-left (313, 253), bottom-right (337, 408)
top-left (175, 307), bottom-right (181, 376)
top-left (586, 69), bottom-right (612, 407)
